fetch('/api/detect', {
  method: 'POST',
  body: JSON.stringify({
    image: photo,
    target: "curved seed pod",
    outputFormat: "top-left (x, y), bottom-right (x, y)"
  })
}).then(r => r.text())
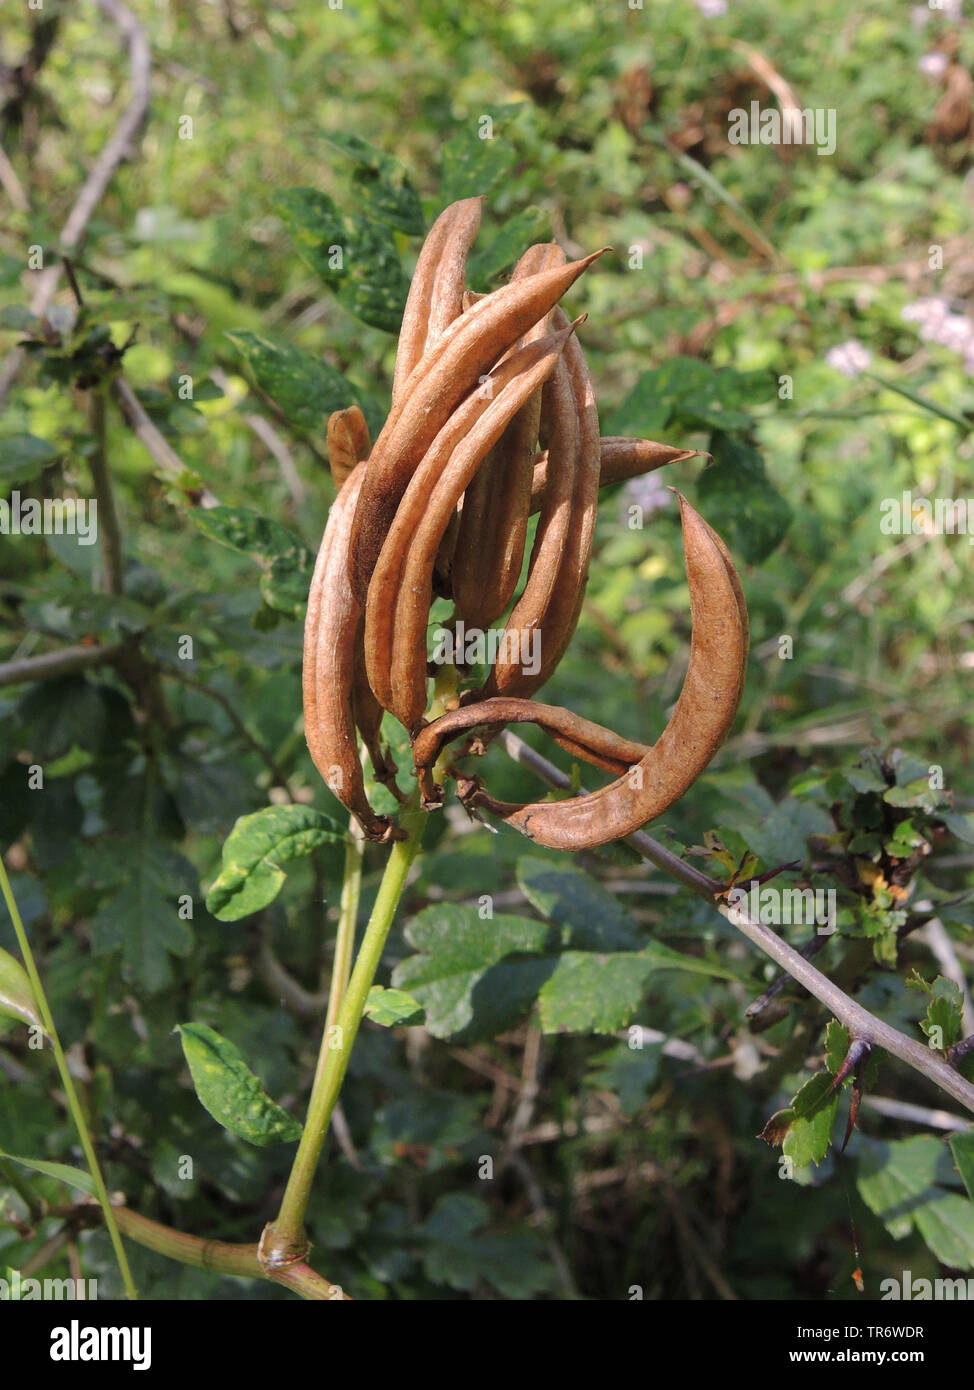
top-left (412, 696), bottom-right (651, 804)
top-left (482, 305), bottom-right (601, 700)
top-left (326, 406), bottom-right (371, 491)
top-left (530, 437), bottom-right (703, 512)
top-left (475, 356), bottom-right (578, 692)
top-left (350, 619), bottom-right (404, 801)
top-left (365, 322), bottom-right (577, 720)
top-left (391, 197), bottom-right (483, 408)
top-left (303, 463), bottom-right (397, 843)
top-left (439, 494), bottom-right (748, 849)
top-left (348, 249), bottom-right (606, 604)
top-left (367, 322), bottom-right (580, 733)
top-left (452, 244), bottom-right (567, 627)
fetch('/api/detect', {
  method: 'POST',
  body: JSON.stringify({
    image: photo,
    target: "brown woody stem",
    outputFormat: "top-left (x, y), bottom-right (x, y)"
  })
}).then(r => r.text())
top-left (496, 729), bottom-right (974, 1114)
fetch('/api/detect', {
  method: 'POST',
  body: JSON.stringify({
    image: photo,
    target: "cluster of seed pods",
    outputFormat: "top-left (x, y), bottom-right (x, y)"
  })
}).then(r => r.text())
top-left (303, 197), bottom-right (749, 850)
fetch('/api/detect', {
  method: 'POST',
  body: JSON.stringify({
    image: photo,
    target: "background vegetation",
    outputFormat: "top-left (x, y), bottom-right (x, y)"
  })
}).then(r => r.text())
top-left (1, 0), bottom-right (973, 1300)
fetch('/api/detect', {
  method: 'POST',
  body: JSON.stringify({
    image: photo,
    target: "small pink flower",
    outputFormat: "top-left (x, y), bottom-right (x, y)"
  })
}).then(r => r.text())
top-left (825, 340), bottom-right (872, 378)
top-left (918, 52), bottom-right (949, 78)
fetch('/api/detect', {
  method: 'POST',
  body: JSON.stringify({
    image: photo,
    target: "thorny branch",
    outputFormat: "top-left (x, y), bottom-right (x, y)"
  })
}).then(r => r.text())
top-left (496, 729), bottom-right (974, 1115)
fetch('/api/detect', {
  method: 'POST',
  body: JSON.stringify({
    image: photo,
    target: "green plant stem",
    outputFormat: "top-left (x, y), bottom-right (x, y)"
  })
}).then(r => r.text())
top-left (0, 858), bottom-right (138, 1299)
top-left (110, 1207), bottom-right (347, 1299)
top-left (263, 797), bottom-right (428, 1265)
top-left (87, 384), bottom-right (125, 596)
top-left (313, 827), bottom-right (364, 1092)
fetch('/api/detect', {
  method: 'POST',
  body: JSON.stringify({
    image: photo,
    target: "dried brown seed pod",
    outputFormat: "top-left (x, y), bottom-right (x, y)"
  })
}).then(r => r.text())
top-left (451, 243), bottom-right (567, 627)
top-left (529, 437), bottom-right (703, 512)
top-left (479, 305), bottom-right (601, 700)
top-left (365, 320), bottom-right (580, 733)
top-left (412, 696), bottom-right (650, 805)
top-left (348, 248), bottom-right (606, 604)
top-left (303, 462), bottom-right (399, 842)
top-left (391, 197), bottom-right (483, 409)
top-left (416, 494), bottom-right (748, 849)
top-left (326, 406), bottom-right (371, 491)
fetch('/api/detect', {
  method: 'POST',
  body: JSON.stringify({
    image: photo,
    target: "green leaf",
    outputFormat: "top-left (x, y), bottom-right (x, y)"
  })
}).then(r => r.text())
top-left (949, 1132), bottom-right (974, 1203)
top-left (604, 358), bottom-right (771, 438)
top-left (0, 947), bottom-right (45, 1034)
top-left (192, 506), bottom-right (314, 617)
top-left (539, 940), bottom-right (747, 1035)
top-left (587, 1043), bottom-right (662, 1116)
top-left (87, 839), bottom-right (196, 993)
top-left (205, 805), bottom-right (344, 921)
top-left (0, 1150), bottom-right (96, 1198)
top-left (322, 133), bottom-right (424, 234)
top-left (176, 1023), bottom-right (302, 1147)
top-left (538, 951), bottom-right (657, 1033)
top-left (226, 329), bottom-right (359, 432)
top-left (0, 434), bottom-right (58, 484)
top-left (918, 976), bottom-right (964, 1051)
top-left (419, 1192), bottom-right (556, 1298)
top-left (760, 1072), bottom-right (839, 1167)
top-left (516, 855), bottom-right (639, 950)
top-left (466, 206), bottom-right (552, 290)
top-left (439, 131), bottom-right (517, 204)
top-left (364, 986), bottom-right (425, 1027)
top-left (825, 1019), bottom-right (851, 1075)
top-left (696, 432), bottom-right (793, 565)
top-left (392, 904), bottom-right (555, 1042)
top-left (858, 1136), bottom-right (974, 1265)
top-left (941, 810), bottom-right (974, 846)
top-left (273, 188), bottom-right (408, 332)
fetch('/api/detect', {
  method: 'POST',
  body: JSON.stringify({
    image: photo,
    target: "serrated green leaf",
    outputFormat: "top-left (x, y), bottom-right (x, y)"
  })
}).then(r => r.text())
top-left (419, 1192), bottom-right (556, 1298)
top-left (226, 329), bottom-right (359, 431)
top-left (364, 986), bottom-right (425, 1027)
top-left (919, 976), bottom-right (964, 1051)
top-left (0, 947), bottom-right (45, 1034)
top-left (825, 1019), bottom-right (851, 1075)
top-left (782, 1072), bottom-right (840, 1166)
top-left (87, 839), bottom-right (196, 993)
top-left (392, 903), bottom-right (555, 1042)
top-left (516, 855), bottom-right (639, 950)
top-left (761, 1072), bottom-right (839, 1166)
top-left (539, 951), bottom-right (657, 1033)
top-left (192, 505), bottom-right (314, 616)
top-left (177, 1023), bottom-right (301, 1147)
top-left (0, 1150), bottom-right (96, 1198)
top-left (949, 1131), bottom-right (974, 1202)
top-left (273, 188), bottom-right (408, 332)
top-left (0, 434), bottom-right (58, 484)
top-left (206, 805), bottom-right (344, 921)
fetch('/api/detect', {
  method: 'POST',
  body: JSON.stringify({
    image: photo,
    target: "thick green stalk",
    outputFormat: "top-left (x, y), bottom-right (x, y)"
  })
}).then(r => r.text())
top-left (262, 798), bottom-right (428, 1265)
top-left (313, 826), bottom-right (364, 1093)
top-left (0, 859), bottom-right (138, 1299)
